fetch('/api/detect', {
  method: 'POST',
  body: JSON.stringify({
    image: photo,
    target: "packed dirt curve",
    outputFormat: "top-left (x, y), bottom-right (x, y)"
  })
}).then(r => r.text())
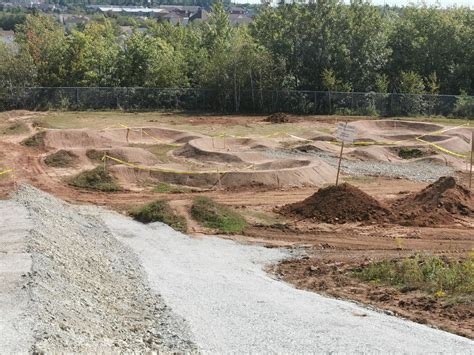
top-left (0, 110), bottom-right (473, 350)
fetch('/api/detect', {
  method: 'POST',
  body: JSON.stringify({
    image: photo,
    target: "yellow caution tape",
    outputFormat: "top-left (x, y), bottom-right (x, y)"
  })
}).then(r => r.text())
top-left (415, 137), bottom-right (468, 158)
top-left (119, 124), bottom-right (162, 144)
top-left (102, 154), bottom-right (255, 175)
top-left (0, 168), bottom-right (13, 176)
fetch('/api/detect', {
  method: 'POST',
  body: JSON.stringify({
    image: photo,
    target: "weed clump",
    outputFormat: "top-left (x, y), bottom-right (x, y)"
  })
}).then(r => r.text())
top-left (398, 147), bottom-right (423, 159)
top-left (2, 122), bottom-right (28, 135)
top-left (21, 131), bottom-right (46, 147)
top-left (44, 150), bottom-right (78, 167)
top-left (354, 254), bottom-right (473, 303)
top-left (130, 200), bottom-right (187, 232)
top-left (154, 182), bottom-right (191, 193)
top-left (69, 166), bottom-right (122, 192)
top-left (191, 196), bottom-right (247, 233)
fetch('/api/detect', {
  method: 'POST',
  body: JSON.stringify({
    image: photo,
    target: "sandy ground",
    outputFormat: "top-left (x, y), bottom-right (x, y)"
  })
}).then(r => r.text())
top-left (101, 211), bottom-right (473, 353)
top-left (0, 201), bottom-right (34, 353)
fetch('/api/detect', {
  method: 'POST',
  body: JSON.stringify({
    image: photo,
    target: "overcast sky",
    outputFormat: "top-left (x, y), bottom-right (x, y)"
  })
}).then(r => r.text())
top-left (231, 0), bottom-right (473, 8)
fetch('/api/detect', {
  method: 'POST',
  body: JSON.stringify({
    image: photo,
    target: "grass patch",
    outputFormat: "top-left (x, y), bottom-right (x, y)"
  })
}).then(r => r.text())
top-left (130, 143), bottom-right (177, 163)
top-left (130, 200), bottom-right (187, 232)
top-left (68, 166), bottom-right (122, 192)
top-left (354, 254), bottom-right (474, 303)
top-left (21, 131), bottom-right (46, 147)
top-left (398, 147), bottom-right (424, 159)
top-left (44, 150), bottom-right (78, 167)
top-left (1, 122), bottom-right (29, 135)
top-left (191, 196), bottom-right (247, 233)
top-left (154, 182), bottom-right (191, 193)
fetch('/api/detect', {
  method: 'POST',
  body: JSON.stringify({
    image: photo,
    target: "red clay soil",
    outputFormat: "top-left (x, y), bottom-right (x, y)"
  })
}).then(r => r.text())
top-left (271, 257), bottom-right (473, 339)
top-left (391, 176), bottom-right (474, 227)
top-left (280, 183), bottom-right (393, 224)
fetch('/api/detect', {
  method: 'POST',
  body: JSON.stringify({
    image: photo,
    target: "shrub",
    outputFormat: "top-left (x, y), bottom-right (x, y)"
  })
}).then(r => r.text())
top-left (68, 166), bottom-right (122, 192)
top-left (21, 131), bottom-right (46, 147)
top-left (44, 150), bottom-right (77, 167)
top-left (130, 200), bottom-right (187, 232)
top-left (398, 147), bottom-right (423, 159)
top-left (354, 254), bottom-right (474, 302)
top-left (191, 196), bottom-right (247, 233)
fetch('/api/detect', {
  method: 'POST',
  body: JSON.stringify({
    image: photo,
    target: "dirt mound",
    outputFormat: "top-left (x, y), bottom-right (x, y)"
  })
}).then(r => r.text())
top-left (264, 112), bottom-right (288, 123)
top-left (281, 183), bottom-right (392, 224)
top-left (392, 176), bottom-right (474, 226)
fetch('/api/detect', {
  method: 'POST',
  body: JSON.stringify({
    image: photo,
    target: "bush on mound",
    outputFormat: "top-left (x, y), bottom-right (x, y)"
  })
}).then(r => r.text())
top-left (69, 166), bottom-right (122, 192)
top-left (130, 200), bottom-right (187, 233)
top-left (191, 196), bottom-right (247, 233)
top-left (44, 150), bottom-right (78, 167)
top-left (21, 131), bottom-right (46, 147)
top-left (264, 112), bottom-right (289, 123)
top-left (280, 183), bottom-right (392, 224)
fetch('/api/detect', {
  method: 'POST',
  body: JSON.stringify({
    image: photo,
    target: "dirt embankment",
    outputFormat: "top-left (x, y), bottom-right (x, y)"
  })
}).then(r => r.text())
top-left (392, 176), bottom-right (474, 226)
top-left (272, 257), bottom-right (473, 339)
top-left (280, 177), bottom-right (474, 227)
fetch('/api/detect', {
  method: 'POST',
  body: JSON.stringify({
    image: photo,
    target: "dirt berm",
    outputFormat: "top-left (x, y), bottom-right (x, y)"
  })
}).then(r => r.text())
top-left (392, 176), bottom-right (474, 226)
top-left (280, 177), bottom-right (474, 226)
top-left (280, 183), bottom-right (393, 224)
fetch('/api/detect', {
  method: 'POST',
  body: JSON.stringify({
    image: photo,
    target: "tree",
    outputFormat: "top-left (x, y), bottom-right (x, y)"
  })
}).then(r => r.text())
top-left (66, 19), bottom-right (120, 86)
top-left (15, 14), bottom-right (68, 87)
top-left (117, 31), bottom-right (187, 87)
top-left (0, 42), bottom-right (37, 88)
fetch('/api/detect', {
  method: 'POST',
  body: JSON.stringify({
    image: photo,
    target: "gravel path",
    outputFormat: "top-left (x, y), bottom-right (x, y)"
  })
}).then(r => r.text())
top-left (267, 149), bottom-right (454, 182)
top-left (102, 212), bottom-right (474, 353)
top-left (7, 186), bottom-right (196, 353)
top-left (0, 201), bottom-right (34, 354)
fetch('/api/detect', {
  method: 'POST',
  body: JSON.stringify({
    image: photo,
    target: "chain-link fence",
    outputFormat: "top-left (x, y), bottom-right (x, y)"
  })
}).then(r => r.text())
top-left (1, 87), bottom-right (473, 118)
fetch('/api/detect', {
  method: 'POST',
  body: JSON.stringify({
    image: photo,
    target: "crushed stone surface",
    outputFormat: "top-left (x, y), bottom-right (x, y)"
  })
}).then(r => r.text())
top-left (101, 212), bottom-right (474, 353)
top-left (12, 185), bottom-right (196, 353)
top-left (267, 149), bottom-right (454, 182)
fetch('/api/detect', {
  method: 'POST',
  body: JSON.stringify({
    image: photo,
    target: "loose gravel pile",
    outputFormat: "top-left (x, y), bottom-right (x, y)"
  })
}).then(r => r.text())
top-left (15, 185), bottom-right (196, 353)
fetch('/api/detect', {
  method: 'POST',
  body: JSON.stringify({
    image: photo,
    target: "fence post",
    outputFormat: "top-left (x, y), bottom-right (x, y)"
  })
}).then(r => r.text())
top-left (328, 91), bottom-right (332, 114)
top-left (313, 91), bottom-right (317, 114)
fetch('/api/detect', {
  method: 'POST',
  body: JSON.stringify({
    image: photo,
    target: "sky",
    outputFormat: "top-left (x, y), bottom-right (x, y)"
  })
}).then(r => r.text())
top-left (231, 0), bottom-right (473, 8)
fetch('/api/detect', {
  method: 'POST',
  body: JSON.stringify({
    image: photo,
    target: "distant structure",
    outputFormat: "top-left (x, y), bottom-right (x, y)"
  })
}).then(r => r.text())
top-left (86, 4), bottom-right (252, 26)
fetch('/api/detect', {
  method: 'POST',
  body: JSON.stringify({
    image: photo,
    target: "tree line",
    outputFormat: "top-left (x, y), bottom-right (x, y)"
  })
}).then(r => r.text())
top-left (1, 0), bottom-right (473, 99)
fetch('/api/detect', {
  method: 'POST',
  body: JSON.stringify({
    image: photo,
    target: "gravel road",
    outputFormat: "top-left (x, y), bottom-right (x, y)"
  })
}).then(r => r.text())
top-left (267, 149), bottom-right (454, 182)
top-left (2, 185), bottom-right (196, 353)
top-left (102, 212), bottom-right (474, 353)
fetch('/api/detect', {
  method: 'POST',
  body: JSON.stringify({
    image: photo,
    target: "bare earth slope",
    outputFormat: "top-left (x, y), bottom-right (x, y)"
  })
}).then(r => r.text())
top-left (102, 212), bottom-right (473, 353)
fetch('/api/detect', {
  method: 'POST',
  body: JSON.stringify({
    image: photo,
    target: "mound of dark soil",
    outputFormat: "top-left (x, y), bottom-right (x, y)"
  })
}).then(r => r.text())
top-left (280, 183), bottom-right (392, 224)
top-left (392, 176), bottom-right (474, 226)
top-left (264, 112), bottom-right (288, 124)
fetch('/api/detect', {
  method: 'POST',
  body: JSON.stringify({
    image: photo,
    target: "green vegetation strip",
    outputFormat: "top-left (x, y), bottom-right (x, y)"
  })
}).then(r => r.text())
top-left (68, 166), bottom-right (122, 192)
top-left (354, 254), bottom-right (474, 303)
top-left (130, 200), bottom-right (187, 233)
top-left (191, 196), bottom-right (247, 234)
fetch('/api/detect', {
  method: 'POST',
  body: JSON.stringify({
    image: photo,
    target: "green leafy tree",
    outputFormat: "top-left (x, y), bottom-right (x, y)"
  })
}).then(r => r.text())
top-left (15, 14), bottom-right (68, 86)
top-left (0, 42), bottom-right (37, 88)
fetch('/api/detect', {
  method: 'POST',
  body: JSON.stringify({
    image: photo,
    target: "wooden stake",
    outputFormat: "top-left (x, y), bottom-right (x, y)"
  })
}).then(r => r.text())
top-left (217, 168), bottom-right (222, 190)
top-left (469, 131), bottom-right (473, 189)
top-left (336, 140), bottom-right (345, 186)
